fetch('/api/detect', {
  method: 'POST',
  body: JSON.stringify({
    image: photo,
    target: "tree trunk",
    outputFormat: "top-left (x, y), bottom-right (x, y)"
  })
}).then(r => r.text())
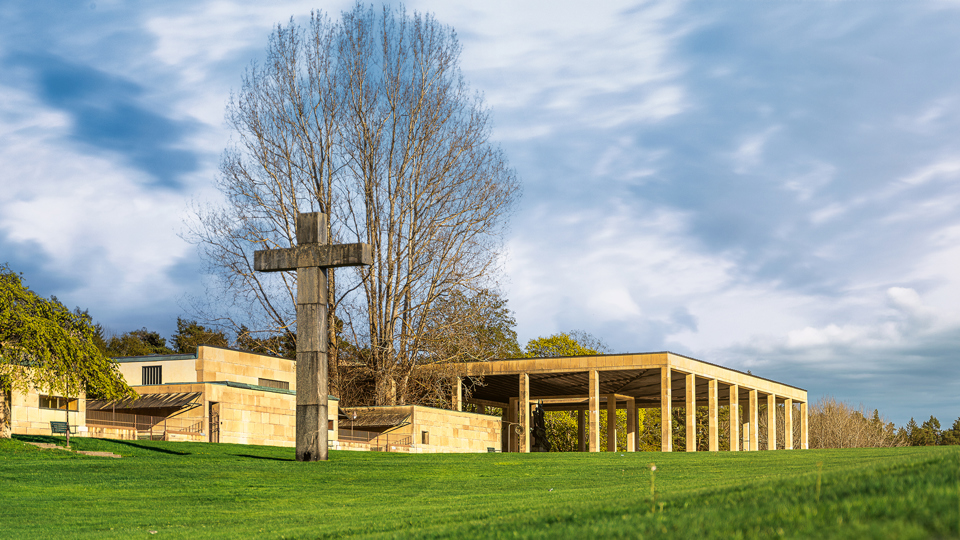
top-left (0, 389), bottom-right (11, 439)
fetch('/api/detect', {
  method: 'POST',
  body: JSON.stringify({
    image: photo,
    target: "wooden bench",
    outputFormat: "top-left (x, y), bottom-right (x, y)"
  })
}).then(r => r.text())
top-left (50, 421), bottom-right (75, 435)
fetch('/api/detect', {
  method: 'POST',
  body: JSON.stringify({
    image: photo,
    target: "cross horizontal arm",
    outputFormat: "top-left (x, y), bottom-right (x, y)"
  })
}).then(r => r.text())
top-left (254, 243), bottom-right (373, 272)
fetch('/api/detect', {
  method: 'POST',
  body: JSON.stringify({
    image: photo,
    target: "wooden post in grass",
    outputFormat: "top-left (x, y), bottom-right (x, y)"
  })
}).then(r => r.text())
top-left (254, 212), bottom-right (371, 462)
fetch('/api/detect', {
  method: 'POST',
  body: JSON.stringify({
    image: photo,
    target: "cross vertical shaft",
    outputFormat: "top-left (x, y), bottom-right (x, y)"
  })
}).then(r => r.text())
top-left (296, 213), bottom-right (329, 461)
top-left (253, 211), bottom-right (372, 462)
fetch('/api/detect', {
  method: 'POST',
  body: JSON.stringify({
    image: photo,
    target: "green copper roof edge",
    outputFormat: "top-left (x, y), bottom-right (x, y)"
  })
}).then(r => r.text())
top-left (112, 353), bottom-right (196, 363)
top-left (128, 381), bottom-right (338, 400)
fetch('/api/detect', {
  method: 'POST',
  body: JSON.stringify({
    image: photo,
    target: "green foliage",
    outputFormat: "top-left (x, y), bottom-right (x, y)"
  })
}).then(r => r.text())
top-left (523, 331), bottom-right (637, 450)
top-left (235, 326), bottom-right (296, 360)
top-left (172, 318), bottom-right (229, 353)
top-left (103, 328), bottom-right (174, 357)
top-left (1, 437), bottom-right (957, 539)
top-left (914, 416), bottom-right (943, 446)
top-left (942, 418), bottom-right (960, 446)
top-left (0, 265), bottom-right (135, 403)
top-left (523, 330), bottom-right (609, 358)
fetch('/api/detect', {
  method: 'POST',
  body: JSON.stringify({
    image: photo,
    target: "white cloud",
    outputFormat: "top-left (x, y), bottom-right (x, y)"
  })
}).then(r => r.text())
top-left (901, 158), bottom-right (960, 186)
top-left (0, 84), bottom-right (201, 322)
top-left (783, 162), bottom-right (835, 202)
top-left (731, 126), bottom-right (779, 174)
top-left (420, 0), bottom-right (691, 134)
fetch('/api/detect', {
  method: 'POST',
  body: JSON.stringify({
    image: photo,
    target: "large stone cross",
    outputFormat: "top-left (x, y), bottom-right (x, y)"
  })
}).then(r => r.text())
top-left (254, 212), bottom-right (371, 461)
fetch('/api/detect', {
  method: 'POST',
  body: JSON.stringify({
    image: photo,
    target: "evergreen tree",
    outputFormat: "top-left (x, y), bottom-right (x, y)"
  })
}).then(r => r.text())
top-left (905, 418), bottom-right (919, 446)
top-left (172, 318), bottom-right (229, 353)
top-left (941, 417), bottom-right (960, 446)
top-left (103, 328), bottom-right (174, 357)
top-left (235, 325), bottom-right (296, 360)
top-left (916, 416), bottom-right (942, 446)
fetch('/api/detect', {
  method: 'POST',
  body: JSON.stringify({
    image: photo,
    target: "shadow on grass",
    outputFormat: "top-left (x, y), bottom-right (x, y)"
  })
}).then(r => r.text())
top-left (231, 454), bottom-right (294, 461)
top-left (109, 439), bottom-right (191, 456)
top-left (13, 434), bottom-right (66, 446)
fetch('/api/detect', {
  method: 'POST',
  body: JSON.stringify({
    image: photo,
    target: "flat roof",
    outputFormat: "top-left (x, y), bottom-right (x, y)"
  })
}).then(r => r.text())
top-left (111, 345), bottom-right (290, 363)
top-left (448, 351), bottom-right (807, 406)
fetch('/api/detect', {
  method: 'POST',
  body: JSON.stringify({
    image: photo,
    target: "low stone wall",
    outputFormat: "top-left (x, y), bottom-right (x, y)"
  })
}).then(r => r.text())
top-left (339, 405), bottom-right (501, 454)
top-left (8, 386), bottom-right (86, 436)
top-left (411, 406), bottom-right (501, 453)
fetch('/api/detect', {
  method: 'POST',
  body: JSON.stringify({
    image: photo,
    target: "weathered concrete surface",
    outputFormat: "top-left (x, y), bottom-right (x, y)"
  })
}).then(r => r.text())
top-left (254, 212), bottom-right (371, 462)
top-left (254, 243), bottom-right (373, 272)
top-left (686, 373), bottom-right (696, 452)
top-left (729, 384), bottom-right (739, 452)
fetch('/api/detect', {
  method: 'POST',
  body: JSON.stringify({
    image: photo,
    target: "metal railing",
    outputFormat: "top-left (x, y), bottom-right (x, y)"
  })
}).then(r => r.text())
top-left (339, 429), bottom-right (412, 451)
top-left (86, 410), bottom-right (204, 438)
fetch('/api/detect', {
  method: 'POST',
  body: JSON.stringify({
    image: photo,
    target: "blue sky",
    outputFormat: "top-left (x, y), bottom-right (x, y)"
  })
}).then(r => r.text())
top-left (2, 0), bottom-right (959, 426)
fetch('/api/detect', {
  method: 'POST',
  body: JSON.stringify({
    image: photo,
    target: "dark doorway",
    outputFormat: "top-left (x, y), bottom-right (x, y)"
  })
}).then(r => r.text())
top-left (209, 402), bottom-right (220, 443)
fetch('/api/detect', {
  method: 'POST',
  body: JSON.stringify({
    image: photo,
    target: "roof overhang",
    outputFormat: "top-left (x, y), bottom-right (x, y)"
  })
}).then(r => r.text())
top-left (432, 352), bottom-right (807, 406)
top-left (87, 392), bottom-right (203, 411)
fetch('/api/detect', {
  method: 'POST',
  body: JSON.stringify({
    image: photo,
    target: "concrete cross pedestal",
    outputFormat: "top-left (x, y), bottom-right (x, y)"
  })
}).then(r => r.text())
top-left (254, 212), bottom-right (371, 461)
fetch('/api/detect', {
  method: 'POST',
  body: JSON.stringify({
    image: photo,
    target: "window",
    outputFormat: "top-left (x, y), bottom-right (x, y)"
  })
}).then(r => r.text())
top-left (39, 395), bottom-right (78, 411)
top-left (421, 431), bottom-right (429, 445)
top-left (258, 378), bottom-right (289, 390)
top-left (142, 365), bottom-right (162, 385)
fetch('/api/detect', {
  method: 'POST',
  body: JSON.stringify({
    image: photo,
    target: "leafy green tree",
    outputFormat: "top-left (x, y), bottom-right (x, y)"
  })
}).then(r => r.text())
top-left (915, 416), bottom-right (942, 446)
top-left (172, 318), bottom-right (229, 353)
top-left (523, 331), bottom-right (610, 358)
top-left (904, 418), bottom-right (919, 445)
top-left (941, 417), bottom-right (960, 446)
top-left (103, 328), bottom-right (174, 357)
top-left (521, 331), bottom-right (643, 451)
top-left (0, 265), bottom-right (135, 439)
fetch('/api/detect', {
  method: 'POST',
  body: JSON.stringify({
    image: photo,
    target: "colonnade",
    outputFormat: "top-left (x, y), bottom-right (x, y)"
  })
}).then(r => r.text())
top-left (452, 366), bottom-right (809, 453)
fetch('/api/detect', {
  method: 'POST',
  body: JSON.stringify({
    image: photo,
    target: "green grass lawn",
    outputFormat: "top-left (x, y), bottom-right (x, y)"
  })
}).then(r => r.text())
top-left (2, 435), bottom-right (958, 539)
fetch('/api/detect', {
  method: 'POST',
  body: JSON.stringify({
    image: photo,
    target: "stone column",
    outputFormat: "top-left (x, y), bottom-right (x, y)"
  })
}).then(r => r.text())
top-left (606, 394), bottom-right (617, 452)
top-left (508, 397), bottom-right (518, 452)
top-left (686, 373), bottom-right (696, 452)
top-left (767, 393), bottom-right (777, 451)
top-left (729, 384), bottom-right (739, 451)
top-left (452, 376), bottom-right (462, 412)
top-left (661, 367), bottom-right (672, 452)
top-left (749, 389), bottom-right (759, 451)
top-left (634, 406), bottom-right (642, 451)
top-left (784, 398), bottom-right (793, 450)
top-left (627, 397), bottom-right (637, 452)
top-left (520, 373), bottom-right (530, 453)
top-left (708, 379), bottom-right (718, 452)
top-left (501, 406), bottom-right (509, 452)
top-left (589, 370), bottom-right (600, 452)
top-left (577, 409), bottom-right (586, 452)
top-left (801, 402), bottom-right (809, 450)
top-left (295, 217), bottom-right (328, 462)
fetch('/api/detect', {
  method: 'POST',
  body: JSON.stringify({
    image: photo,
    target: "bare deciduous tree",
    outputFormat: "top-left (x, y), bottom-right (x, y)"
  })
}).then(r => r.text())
top-left (805, 396), bottom-right (904, 449)
top-left (187, 3), bottom-right (520, 406)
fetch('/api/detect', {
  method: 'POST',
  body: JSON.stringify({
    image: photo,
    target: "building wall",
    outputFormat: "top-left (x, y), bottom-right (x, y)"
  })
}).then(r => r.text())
top-left (117, 358), bottom-right (196, 386)
top-left (8, 386), bottom-right (86, 436)
top-left (340, 405), bottom-right (501, 453)
top-left (412, 406), bottom-right (501, 453)
top-left (126, 382), bottom-right (338, 447)
top-left (114, 347), bottom-right (296, 391)
top-left (195, 347), bottom-right (296, 390)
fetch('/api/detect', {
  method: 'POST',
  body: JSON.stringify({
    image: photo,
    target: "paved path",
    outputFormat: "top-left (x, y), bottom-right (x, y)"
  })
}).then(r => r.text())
top-left (22, 441), bottom-right (122, 458)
